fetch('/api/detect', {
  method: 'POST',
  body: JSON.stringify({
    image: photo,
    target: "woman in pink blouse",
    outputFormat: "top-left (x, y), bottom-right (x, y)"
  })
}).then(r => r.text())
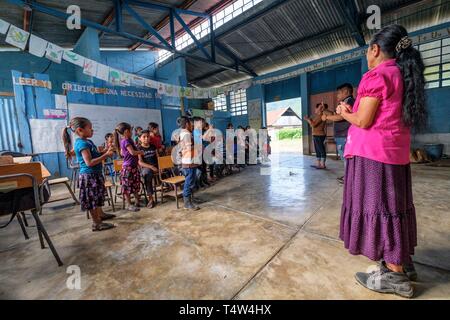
top-left (337, 25), bottom-right (427, 298)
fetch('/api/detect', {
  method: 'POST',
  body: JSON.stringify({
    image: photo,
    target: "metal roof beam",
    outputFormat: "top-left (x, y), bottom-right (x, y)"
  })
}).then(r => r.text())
top-left (336, 0), bottom-right (366, 47)
top-left (8, 0), bottom-right (173, 51)
top-left (123, 0), bottom-right (209, 18)
top-left (122, 1), bottom-right (172, 49)
top-left (23, 6), bottom-right (33, 32)
top-left (173, 9), bottom-right (211, 60)
top-left (190, 25), bottom-right (346, 83)
top-left (98, 8), bottom-right (115, 39)
top-left (130, 0), bottom-right (235, 51)
top-left (242, 26), bottom-right (346, 63)
top-left (215, 42), bottom-right (257, 76)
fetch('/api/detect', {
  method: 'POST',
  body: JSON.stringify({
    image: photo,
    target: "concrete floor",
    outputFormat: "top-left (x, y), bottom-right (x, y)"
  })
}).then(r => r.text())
top-left (0, 153), bottom-right (449, 299)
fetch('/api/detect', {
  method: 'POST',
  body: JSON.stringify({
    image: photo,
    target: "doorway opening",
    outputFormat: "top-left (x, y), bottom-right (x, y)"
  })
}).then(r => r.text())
top-left (265, 97), bottom-right (302, 155)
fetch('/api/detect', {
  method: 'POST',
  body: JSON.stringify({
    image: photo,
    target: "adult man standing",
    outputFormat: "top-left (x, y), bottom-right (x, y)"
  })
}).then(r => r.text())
top-left (322, 83), bottom-right (354, 184)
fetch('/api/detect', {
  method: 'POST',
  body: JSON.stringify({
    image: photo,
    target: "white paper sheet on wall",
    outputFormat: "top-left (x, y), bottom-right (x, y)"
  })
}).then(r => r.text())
top-left (68, 103), bottom-right (163, 146)
top-left (248, 99), bottom-right (262, 129)
top-left (29, 119), bottom-right (67, 154)
top-left (55, 94), bottom-right (68, 110)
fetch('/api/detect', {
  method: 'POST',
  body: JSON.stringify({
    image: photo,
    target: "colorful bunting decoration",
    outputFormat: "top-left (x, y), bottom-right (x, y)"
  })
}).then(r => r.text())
top-left (28, 35), bottom-right (48, 57)
top-left (96, 63), bottom-right (109, 81)
top-left (63, 50), bottom-right (85, 67)
top-left (45, 43), bottom-right (64, 63)
top-left (108, 68), bottom-right (121, 86)
top-left (120, 71), bottom-right (131, 86)
top-left (83, 58), bottom-right (98, 77)
top-left (0, 19), bottom-right (11, 34)
top-left (5, 25), bottom-right (30, 50)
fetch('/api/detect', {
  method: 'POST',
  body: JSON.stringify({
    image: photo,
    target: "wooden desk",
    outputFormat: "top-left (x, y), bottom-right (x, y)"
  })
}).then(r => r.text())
top-left (40, 163), bottom-right (51, 179)
top-left (0, 162), bottom-right (50, 192)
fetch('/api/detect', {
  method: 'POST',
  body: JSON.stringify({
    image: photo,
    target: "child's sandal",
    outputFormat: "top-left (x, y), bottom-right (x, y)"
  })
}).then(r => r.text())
top-left (92, 222), bottom-right (115, 232)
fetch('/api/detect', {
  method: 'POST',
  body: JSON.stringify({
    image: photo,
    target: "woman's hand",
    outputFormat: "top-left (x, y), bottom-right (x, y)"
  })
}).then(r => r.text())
top-left (337, 102), bottom-right (352, 115)
top-left (341, 102), bottom-right (352, 113)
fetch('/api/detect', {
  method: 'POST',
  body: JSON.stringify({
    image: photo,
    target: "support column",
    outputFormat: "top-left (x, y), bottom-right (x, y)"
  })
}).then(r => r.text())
top-left (300, 73), bottom-right (310, 155)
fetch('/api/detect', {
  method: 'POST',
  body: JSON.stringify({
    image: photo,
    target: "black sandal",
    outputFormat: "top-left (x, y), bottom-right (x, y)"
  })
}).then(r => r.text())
top-left (92, 222), bottom-right (115, 232)
top-left (101, 213), bottom-right (116, 221)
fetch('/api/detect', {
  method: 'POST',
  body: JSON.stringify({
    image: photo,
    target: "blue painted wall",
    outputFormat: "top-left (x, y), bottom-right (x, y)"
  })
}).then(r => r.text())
top-left (74, 27), bottom-right (102, 83)
top-left (310, 61), bottom-right (362, 94)
top-left (426, 87), bottom-right (450, 134)
top-left (265, 76), bottom-right (301, 103)
top-left (66, 82), bottom-right (159, 109)
top-left (101, 51), bottom-right (157, 79)
top-left (156, 57), bottom-right (187, 143)
top-left (0, 52), bottom-right (76, 93)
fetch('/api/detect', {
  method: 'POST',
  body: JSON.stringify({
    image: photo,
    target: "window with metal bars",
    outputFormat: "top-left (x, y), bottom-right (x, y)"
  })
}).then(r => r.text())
top-left (415, 38), bottom-right (450, 89)
top-left (213, 94), bottom-right (227, 111)
top-left (230, 89), bottom-right (247, 116)
top-left (157, 0), bottom-right (264, 64)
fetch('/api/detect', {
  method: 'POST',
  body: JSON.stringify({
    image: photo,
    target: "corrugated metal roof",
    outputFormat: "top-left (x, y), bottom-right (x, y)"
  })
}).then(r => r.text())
top-left (0, 0), bottom-right (224, 48)
top-left (187, 0), bottom-right (450, 87)
top-left (1, 0), bottom-right (448, 87)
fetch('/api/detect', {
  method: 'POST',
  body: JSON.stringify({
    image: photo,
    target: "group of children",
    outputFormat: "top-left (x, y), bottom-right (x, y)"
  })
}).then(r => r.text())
top-left (61, 114), bottom-right (260, 231)
top-left (62, 118), bottom-right (165, 231)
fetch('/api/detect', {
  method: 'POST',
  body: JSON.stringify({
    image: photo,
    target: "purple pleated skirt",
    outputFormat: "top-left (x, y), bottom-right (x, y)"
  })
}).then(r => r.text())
top-left (340, 156), bottom-right (417, 265)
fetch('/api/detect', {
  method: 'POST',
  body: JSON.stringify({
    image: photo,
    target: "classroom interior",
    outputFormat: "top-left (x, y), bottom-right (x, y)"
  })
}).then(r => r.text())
top-left (0, 0), bottom-right (449, 300)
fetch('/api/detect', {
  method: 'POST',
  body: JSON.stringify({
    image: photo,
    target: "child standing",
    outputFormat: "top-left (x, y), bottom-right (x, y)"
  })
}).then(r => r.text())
top-left (137, 130), bottom-right (158, 208)
top-left (148, 122), bottom-right (165, 155)
top-left (62, 117), bottom-right (116, 232)
top-left (114, 122), bottom-right (144, 212)
top-left (179, 116), bottom-right (200, 211)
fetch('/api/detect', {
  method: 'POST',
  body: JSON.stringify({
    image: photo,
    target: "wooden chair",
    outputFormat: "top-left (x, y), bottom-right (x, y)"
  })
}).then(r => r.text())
top-left (0, 162), bottom-right (63, 266)
top-left (157, 156), bottom-right (185, 209)
top-left (113, 159), bottom-right (125, 209)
